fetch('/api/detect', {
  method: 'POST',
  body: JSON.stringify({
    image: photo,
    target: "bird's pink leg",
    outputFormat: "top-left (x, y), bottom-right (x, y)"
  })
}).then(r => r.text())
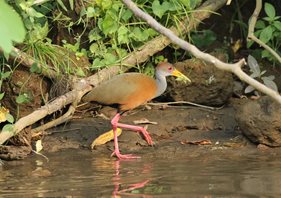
top-left (110, 113), bottom-right (141, 160)
top-left (116, 123), bottom-right (153, 145)
top-left (110, 113), bottom-right (154, 160)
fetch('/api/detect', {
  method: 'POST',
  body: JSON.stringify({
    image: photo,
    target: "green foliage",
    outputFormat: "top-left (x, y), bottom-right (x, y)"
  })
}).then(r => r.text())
top-left (0, 1), bottom-right (26, 54)
top-left (6, 113), bottom-right (14, 123)
top-left (191, 30), bottom-right (217, 48)
top-left (16, 93), bottom-right (31, 104)
top-left (81, 0), bottom-right (202, 69)
top-left (248, 2), bottom-right (281, 64)
top-left (0, 63), bottom-right (12, 101)
top-left (2, 124), bottom-right (14, 132)
top-left (245, 55), bottom-right (278, 95)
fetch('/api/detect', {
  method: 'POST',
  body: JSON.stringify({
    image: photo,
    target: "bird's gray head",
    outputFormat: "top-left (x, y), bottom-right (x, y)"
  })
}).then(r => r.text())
top-left (155, 62), bottom-right (190, 83)
top-left (155, 62), bottom-right (175, 77)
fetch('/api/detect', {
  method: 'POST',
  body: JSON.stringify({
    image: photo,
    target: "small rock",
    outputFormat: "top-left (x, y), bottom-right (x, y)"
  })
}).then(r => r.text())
top-left (257, 144), bottom-right (270, 150)
top-left (161, 53), bottom-right (233, 106)
top-left (236, 96), bottom-right (281, 147)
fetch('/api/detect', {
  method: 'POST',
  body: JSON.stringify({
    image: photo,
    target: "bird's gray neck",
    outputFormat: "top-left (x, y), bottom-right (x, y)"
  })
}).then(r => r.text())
top-left (155, 73), bottom-right (167, 97)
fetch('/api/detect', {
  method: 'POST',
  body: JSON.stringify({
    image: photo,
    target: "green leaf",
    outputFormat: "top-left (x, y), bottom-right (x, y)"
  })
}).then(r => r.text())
top-left (254, 29), bottom-right (262, 37)
top-left (0, 1), bottom-right (26, 54)
top-left (89, 29), bottom-right (102, 42)
top-left (86, 7), bottom-right (96, 18)
top-left (25, 7), bottom-right (44, 18)
top-left (264, 3), bottom-right (275, 19)
top-left (152, 0), bottom-right (171, 19)
top-left (117, 26), bottom-right (129, 44)
top-left (1, 71), bottom-right (11, 79)
top-left (261, 49), bottom-right (275, 62)
top-left (30, 63), bottom-right (42, 74)
top-left (5, 113), bottom-right (14, 123)
top-left (190, 0), bottom-right (201, 9)
top-left (130, 27), bottom-right (148, 42)
top-left (114, 47), bottom-right (127, 58)
top-left (245, 85), bottom-right (255, 93)
top-left (2, 124), bottom-right (14, 132)
top-left (90, 43), bottom-right (99, 55)
top-left (247, 40), bottom-right (254, 48)
top-left (273, 21), bottom-right (281, 31)
top-left (263, 16), bottom-right (273, 22)
top-left (89, 43), bottom-right (107, 57)
top-left (143, 28), bottom-right (158, 37)
top-left (57, 0), bottom-right (68, 11)
top-left (28, 22), bottom-right (49, 42)
top-left (16, 94), bottom-right (30, 104)
top-left (69, 0), bottom-right (74, 10)
top-left (101, 12), bottom-right (118, 35)
top-left (75, 67), bottom-right (86, 77)
top-left (191, 30), bottom-right (216, 48)
top-left (262, 77), bottom-right (278, 92)
top-left (103, 53), bottom-right (117, 64)
top-left (261, 49), bottom-right (272, 59)
top-left (92, 58), bottom-right (103, 68)
top-left (259, 26), bottom-right (273, 44)
top-left (255, 20), bottom-right (266, 29)
top-left (179, 0), bottom-right (190, 9)
top-left (121, 9), bottom-right (133, 21)
top-left (96, 0), bottom-right (113, 10)
top-left (247, 55), bottom-right (260, 77)
top-left (0, 93), bottom-right (4, 100)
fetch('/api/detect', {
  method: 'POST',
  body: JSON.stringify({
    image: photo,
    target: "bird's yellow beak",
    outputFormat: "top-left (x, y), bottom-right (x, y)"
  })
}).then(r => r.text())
top-left (172, 69), bottom-right (191, 83)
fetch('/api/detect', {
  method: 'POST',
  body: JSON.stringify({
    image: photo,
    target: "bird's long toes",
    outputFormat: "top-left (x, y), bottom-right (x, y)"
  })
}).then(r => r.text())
top-left (145, 137), bottom-right (154, 146)
top-left (112, 152), bottom-right (141, 160)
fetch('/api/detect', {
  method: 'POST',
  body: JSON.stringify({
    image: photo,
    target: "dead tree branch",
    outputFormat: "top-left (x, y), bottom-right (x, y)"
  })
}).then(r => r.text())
top-left (122, 0), bottom-right (281, 104)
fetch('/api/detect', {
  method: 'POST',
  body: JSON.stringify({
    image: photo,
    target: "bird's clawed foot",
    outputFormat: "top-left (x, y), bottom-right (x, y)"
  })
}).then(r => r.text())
top-left (140, 129), bottom-right (154, 146)
top-left (111, 151), bottom-right (141, 160)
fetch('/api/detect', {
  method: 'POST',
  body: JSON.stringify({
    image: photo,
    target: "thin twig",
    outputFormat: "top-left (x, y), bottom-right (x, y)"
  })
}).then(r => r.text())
top-left (147, 101), bottom-right (221, 110)
top-left (32, 150), bottom-right (49, 162)
top-left (31, 104), bottom-right (76, 133)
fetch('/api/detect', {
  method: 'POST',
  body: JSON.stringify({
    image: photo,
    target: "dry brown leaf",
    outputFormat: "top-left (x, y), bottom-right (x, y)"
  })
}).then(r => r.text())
top-left (180, 139), bottom-right (212, 145)
top-left (91, 128), bottom-right (122, 149)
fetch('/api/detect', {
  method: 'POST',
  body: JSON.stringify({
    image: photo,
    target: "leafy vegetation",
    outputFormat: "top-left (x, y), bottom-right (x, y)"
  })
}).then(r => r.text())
top-left (0, 1), bottom-right (26, 54)
top-left (245, 55), bottom-right (278, 95)
top-left (84, 0), bottom-right (202, 69)
top-left (248, 2), bottom-right (281, 65)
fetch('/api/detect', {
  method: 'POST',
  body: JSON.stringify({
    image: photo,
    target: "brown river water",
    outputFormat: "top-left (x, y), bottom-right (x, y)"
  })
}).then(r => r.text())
top-left (1, 148), bottom-right (281, 197)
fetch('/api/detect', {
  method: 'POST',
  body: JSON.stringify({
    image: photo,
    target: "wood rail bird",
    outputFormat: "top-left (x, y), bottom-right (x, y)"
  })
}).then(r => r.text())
top-left (82, 62), bottom-right (190, 160)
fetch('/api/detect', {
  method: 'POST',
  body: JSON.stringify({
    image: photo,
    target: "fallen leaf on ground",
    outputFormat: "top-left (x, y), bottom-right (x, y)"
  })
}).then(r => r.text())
top-left (0, 106), bottom-right (9, 122)
top-left (180, 139), bottom-right (212, 145)
top-left (35, 139), bottom-right (43, 152)
top-left (91, 128), bottom-right (122, 149)
top-left (133, 118), bottom-right (157, 125)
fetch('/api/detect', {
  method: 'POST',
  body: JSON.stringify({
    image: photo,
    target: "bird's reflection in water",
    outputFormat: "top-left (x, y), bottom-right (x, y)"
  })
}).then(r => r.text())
top-left (112, 160), bottom-right (153, 198)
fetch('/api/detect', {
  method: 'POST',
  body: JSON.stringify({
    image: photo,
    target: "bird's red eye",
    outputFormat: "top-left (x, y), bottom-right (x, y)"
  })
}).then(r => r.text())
top-left (168, 67), bottom-right (172, 71)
